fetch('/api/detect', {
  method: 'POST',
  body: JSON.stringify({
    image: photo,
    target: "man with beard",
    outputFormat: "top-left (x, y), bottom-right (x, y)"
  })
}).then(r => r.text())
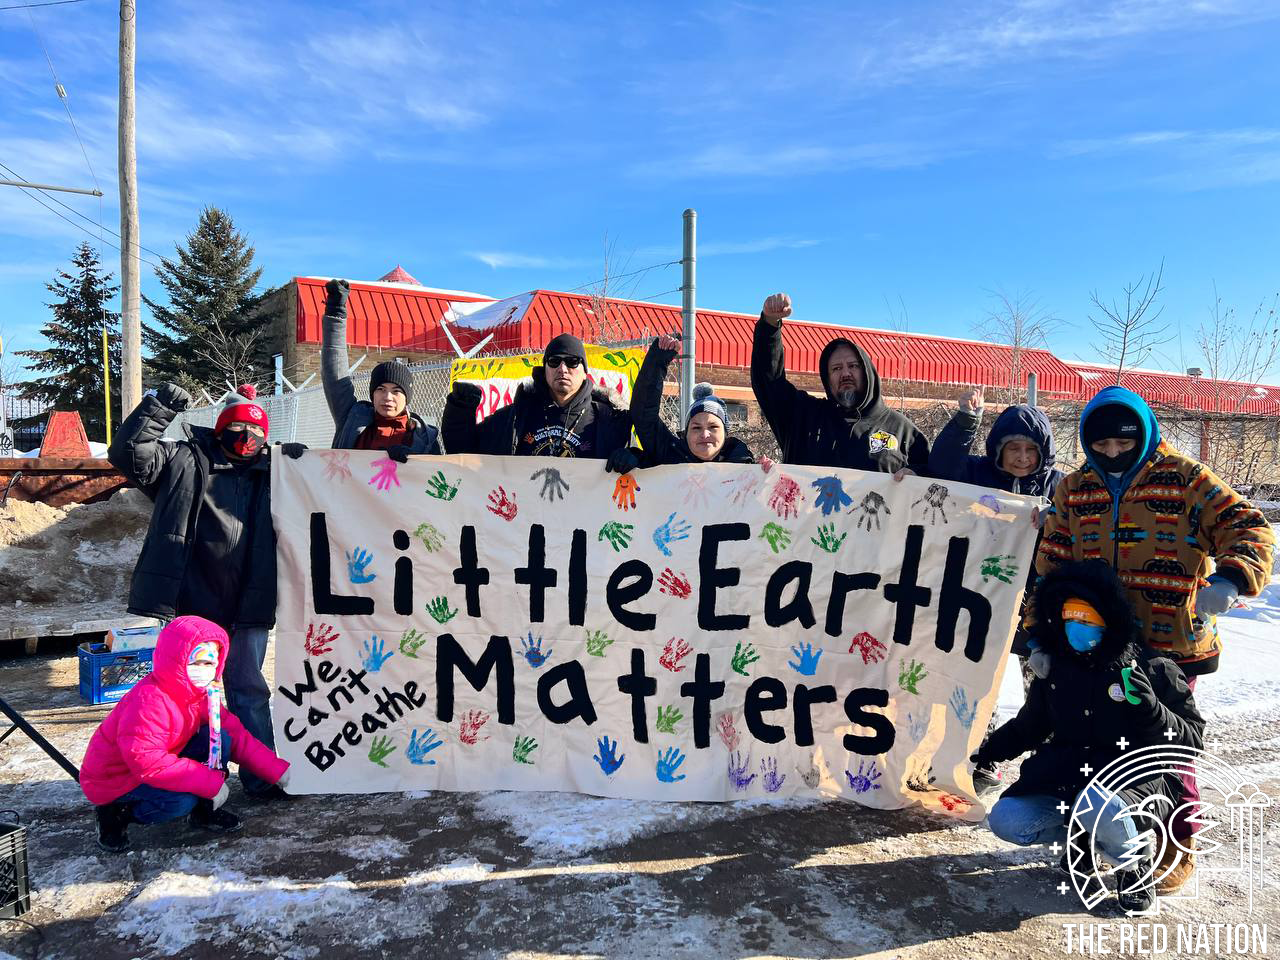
top-left (750, 292), bottom-right (929, 472)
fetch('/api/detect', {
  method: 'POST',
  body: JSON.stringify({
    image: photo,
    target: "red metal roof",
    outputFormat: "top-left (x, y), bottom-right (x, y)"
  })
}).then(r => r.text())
top-left (1071, 363), bottom-right (1280, 415)
top-left (378, 265), bottom-right (422, 285)
top-left (295, 277), bottom-right (490, 352)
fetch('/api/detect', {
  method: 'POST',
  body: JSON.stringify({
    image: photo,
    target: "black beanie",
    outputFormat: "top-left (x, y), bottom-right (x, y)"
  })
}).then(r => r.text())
top-left (544, 333), bottom-right (587, 366)
top-left (369, 360), bottom-right (414, 406)
top-left (1082, 403), bottom-right (1142, 447)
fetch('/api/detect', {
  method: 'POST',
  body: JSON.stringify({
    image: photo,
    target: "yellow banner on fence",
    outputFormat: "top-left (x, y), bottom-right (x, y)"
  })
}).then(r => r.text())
top-left (449, 346), bottom-right (645, 422)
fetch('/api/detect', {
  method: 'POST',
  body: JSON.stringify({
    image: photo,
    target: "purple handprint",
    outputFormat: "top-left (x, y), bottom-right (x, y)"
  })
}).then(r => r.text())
top-left (761, 757), bottom-right (786, 793)
top-left (369, 457), bottom-right (400, 491)
top-left (845, 759), bottom-right (883, 794)
top-left (728, 752), bottom-right (757, 791)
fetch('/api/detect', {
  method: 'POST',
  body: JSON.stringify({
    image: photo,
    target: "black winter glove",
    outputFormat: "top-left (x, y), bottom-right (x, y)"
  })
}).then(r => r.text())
top-left (324, 278), bottom-right (350, 318)
top-left (279, 443), bottom-right (307, 459)
top-left (385, 444), bottom-right (412, 463)
top-left (969, 749), bottom-right (992, 769)
top-left (154, 382), bottom-right (192, 412)
top-left (450, 381), bottom-right (483, 408)
top-left (604, 447), bottom-right (641, 474)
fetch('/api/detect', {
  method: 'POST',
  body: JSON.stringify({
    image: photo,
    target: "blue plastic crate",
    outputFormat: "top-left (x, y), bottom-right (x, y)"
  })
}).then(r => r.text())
top-left (78, 641), bottom-right (154, 704)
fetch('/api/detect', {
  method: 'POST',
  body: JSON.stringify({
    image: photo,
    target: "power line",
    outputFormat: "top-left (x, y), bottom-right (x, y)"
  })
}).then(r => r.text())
top-left (565, 259), bottom-right (680, 294)
top-left (24, 2), bottom-right (99, 196)
top-left (0, 0), bottom-right (88, 10)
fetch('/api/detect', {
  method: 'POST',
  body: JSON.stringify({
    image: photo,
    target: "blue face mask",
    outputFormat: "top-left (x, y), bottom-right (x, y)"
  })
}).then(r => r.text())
top-left (1065, 621), bottom-right (1104, 653)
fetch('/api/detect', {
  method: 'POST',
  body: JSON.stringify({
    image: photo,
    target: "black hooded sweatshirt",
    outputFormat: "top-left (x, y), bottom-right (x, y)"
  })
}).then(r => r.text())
top-left (750, 315), bottom-right (929, 472)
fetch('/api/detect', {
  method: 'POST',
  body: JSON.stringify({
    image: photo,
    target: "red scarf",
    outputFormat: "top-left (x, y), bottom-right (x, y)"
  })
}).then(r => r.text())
top-left (355, 413), bottom-right (413, 450)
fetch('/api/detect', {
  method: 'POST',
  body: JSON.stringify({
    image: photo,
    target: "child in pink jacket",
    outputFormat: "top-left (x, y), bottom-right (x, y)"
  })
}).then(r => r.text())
top-left (80, 616), bottom-right (290, 852)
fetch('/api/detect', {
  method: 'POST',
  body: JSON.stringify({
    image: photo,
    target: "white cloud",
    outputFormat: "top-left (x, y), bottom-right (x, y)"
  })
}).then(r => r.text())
top-left (468, 252), bottom-right (593, 270)
top-left (1049, 127), bottom-right (1280, 188)
top-left (632, 141), bottom-right (936, 179)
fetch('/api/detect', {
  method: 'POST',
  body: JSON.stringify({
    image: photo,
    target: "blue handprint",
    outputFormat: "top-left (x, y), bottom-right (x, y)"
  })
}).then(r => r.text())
top-left (346, 547), bottom-right (376, 584)
top-left (360, 635), bottom-right (394, 672)
top-left (406, 727), bottom-right (444, 765)
top-left (949, 685), bottom-right (978, 729)
top-left (520, 632), bottom-right (552, 669)
top-left (845, 759), bottom-right (883, 794)
top-left (656, 746), bottom-right (686, 783)
top-left (728, 752), bottom-right (757, 791)
top-left (811, 476), bottom-right (853, 516)
top-left (652, 511), bottom-right (692, 557)
top-left (593, 736), bottom-right (625, 775)
top-left (787, 642), bottom-right (823, 676)
top-left (906, 711), bottom-right (929, 743)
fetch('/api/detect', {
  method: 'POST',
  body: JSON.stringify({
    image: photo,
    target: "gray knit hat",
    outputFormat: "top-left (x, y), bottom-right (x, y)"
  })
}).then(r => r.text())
top-left (369, 360), bottom-right (414, 405)
top-left (686, 383), bottom-right (727, 428)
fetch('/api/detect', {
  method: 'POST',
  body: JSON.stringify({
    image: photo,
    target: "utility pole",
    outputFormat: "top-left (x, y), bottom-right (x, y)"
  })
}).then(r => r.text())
top-left (679, 209), bottom-right (697, 419)
top-left (118, 0), bottom-right (142, 417)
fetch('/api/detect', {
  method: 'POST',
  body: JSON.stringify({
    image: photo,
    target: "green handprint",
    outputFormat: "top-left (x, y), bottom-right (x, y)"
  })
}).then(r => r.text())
top-left (655, 704), bottom-right (683, 734)
top-left (598, 521), bottom-right (634, 552)
top-left (399, 628), bottom-right (429, 659)
top-left (980, 554), bottom-right (1019, 584)
top-left (758, 522), bottom-right (792, 554)
top-left (513, 735), bottom-right (538, 765)
top-left (425, 470), bottom-right (461, 501)
top-left (810, 523), bottom-right (848, 554)
top-left (426, 596), bottom-right (457, 624)
top-left (368, 735), bottom-right (396, 767)
top-left (413, 522), bottom-right (445, 552)
top-left (731, 641), bottom-right (761, 677)
top-left (898, 658), bottom-right (928, 695)
top-left (585, 629), bottom-right (613, 657)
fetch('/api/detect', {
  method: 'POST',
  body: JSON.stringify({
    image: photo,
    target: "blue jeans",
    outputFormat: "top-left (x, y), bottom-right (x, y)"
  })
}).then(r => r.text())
top-left (118, 729), bottom-right (230, 824)
top-left (988, 785), bottom-right (1143, 865)
top-left (222, 626), bottom-right (274, 794)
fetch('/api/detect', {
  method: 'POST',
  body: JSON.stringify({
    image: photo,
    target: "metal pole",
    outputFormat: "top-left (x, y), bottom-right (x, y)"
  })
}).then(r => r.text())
top-left (0, 695), bottom-right (81, 782)
top-left (102, 326), bottom-right (112, 445)
top-left (118, 0), bottom-right (142, 419)
top-left (274, 353), bottom-right (284, 396)
top-left (679, 209), bottom-right (697, 420)
top-left (0, 179), bottom-right (104, 197)
top-left (1026, 372), bottom-right (1038, 407)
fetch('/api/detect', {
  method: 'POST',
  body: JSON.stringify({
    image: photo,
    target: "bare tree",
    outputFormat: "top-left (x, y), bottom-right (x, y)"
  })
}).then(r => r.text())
top-left (192, 314), bottom-right (267, 393)
top-left (883, 294), bottom-right (911, 334)
top-left (1089, 260), bottom-right (1170, 381)
top-left (975, 288), bottom-right (1056, 396)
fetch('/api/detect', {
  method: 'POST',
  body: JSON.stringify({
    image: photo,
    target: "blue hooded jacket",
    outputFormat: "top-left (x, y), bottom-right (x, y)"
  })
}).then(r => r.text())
top-left (1078, 386), bottom-right (1163, 497)
top-left (928, 403), bottom-right (1065, 498)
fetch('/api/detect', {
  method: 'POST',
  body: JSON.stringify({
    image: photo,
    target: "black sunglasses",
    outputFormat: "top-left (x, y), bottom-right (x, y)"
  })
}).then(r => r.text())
top-left (545, 355), bottom-right (583, 369)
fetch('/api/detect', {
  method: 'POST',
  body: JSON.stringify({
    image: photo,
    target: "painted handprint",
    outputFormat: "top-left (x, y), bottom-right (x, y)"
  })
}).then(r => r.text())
top-left (531, 467), bottom-right (570, 502)
top-left (716, 713), bottom-right (741, 751)
top-left (369, 457), bottom-right (401, 492)
top-left (656, 747), bottom-right (687, 783)
top-left (594, 736), bottom-right (625, 775)
top-left (811, 476), bottom-right (853, 516)
top-left (360, 635), bottom-right (394, 672)
top-left (681, 472), bottom-right (711, 509)
top-left (849, 631), bottom-right (887, 665)
top-left (368, 735), bottom-right (396, 767)
top-left (424, 470), bottom-right (461, 501)
top-left (728, 752), bottom-right (757, 791)
top-left (767, 473), bottom-right (803, 519)
top-left (906, 711), bottom-right (929, 744)
top-left (898, 658), bottom-right (927, 694)
top-left (305, 623), bottom-right (338, 657)
top-left (788, 642), bottom-right (823, 676)
top-left (657, 568), bottom-right (691, 599)
top-left (346, 547), bottom-right (376, 584)
top-left (598, 521), bottom-right (634, 552)
top-left (512, 735), bottom-right (538, 765)
top-left (852, 492), bottom-right (891, 531)
top-left (722, 469), bottom-right (762, 506)
top-left (652, 512), bottom-right (692, 557)
top-left (585, 628), bottom-right (613, 657)
top-left (486, 486), bottom-right (518, 521)
top-left (413, 522), bottom-right (444, 552)
top-left (399, 628), bottom-right (429, 659)
top-left (906, 758), bottom-right (936, 792)
top-left (798, 753), bottom-right (821, 789)
top-left (731, 641), bottom-right (760, 677)
top-left (913, 483), bottom-right (950, 525)
top-left (980, 554), bottom-right (1019, 584)
top-left (938, 793), bottom-right (972, 812)
top-left (520, 632), bottom-right (552, 668)
top-left (319, 449), bottom-right (352, 482)
top-left (458, 710), bottom-right (490, 745)
top-left (845, 759), bottom-right (883, 794)
top-left (758, 522), bottom-right (792, 554)
top-left (761, 757), bottom-right (787, 793)
top-left (949, 685), bottom-right (978, 729)
top-left (810, 523), bottom-right (847, 554)
top-left (611, 473), bottom-right (640, 511)
top-left (659, 637), bottom-right (693, 672)
top-left (406, 728), bottom-right (444, 765)
top-left (425, 596), bottom-right (457, 624)
top-left (655, 704), bottom-right (683, 735)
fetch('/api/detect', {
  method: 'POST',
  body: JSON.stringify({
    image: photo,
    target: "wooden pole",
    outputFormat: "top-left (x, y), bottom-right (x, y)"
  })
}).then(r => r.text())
top-left (102, 326), bottom-right (112, 445)
top-left (118, 0), bottom-right (141, 418)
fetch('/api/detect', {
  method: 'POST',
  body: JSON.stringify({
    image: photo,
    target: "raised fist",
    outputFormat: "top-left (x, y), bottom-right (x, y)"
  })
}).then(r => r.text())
top-left (324, 278), bottom-right (350, 317)
top-left (958, 386), bottom-right (984, 414)
top-left (450, 381), bottom-right (483, 407)
top-left (655, 334), bottom-right (682, 352)
top-left (154, 382), bottom-right (192, 412)
top-left (762, 292), bottom-right (792, 325)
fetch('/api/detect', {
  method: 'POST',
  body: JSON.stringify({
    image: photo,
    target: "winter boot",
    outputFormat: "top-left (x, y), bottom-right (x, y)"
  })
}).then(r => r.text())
top-left (95, 801), bottom-right (133, 853)
top-left (189, 798), bottom-right (242, 834)
top-left (1156, 837), bottom-right (1195, 894)
top-left (244, 784), bottom-right (293, 804)
top-left (1116, 853), bottom-right (1157, 914)
top-left (1059, 850), bottom-right (1107, 905)
top-left (972, 763), bottom-right (1002, 795)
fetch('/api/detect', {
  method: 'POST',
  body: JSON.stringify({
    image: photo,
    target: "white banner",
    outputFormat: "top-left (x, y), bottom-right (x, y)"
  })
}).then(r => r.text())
top-left (271, 454), bottom-right (1037, 819)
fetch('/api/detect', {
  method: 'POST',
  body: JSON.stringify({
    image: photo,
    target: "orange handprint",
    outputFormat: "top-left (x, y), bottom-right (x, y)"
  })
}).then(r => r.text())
top-left (612, 473), bottom-right (640, 511)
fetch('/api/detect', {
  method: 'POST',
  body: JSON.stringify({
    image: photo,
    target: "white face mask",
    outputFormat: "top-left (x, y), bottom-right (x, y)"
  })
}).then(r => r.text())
top-left (187, 664), bottom-right (217, 689)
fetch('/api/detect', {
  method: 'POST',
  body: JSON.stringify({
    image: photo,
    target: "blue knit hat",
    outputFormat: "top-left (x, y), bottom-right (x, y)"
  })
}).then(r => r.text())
top-left (686, 383), bottom-right (727, 428)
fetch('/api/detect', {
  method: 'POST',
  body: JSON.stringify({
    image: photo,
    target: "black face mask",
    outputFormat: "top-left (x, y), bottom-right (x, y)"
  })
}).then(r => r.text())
top-left (220, 430), bottom-right (264, 461)
top-left (1091, 447), bottom-right (1140, 475)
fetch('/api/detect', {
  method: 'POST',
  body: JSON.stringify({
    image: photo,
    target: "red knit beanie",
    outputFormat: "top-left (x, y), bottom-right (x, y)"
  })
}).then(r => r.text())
top-left (213, 384), bottom-right (269, 438)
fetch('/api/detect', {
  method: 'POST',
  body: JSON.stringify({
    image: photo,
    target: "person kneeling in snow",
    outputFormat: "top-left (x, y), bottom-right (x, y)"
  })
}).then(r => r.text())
top-left (81, 617), bottom-right (290, 853)
top-left (973, 560), bottom-right (1203, 914)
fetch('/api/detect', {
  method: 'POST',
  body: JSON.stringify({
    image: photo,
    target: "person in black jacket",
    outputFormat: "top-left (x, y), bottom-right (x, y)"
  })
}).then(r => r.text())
top-left (321, 279), bottom-right (441, 461)
top-left (973, 560), bottom-right (1204, 914)
top-left (441, 333), bottom-right (634, 463)
top-left (750, 292), bottom-right (929, 472)
top-left (108, 383), bottom-right (302, 802)
top-left (630, 335), bottom-right (756, 465)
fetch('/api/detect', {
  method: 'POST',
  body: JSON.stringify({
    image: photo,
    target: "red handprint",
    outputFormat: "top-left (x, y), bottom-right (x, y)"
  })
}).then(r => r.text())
top-left (849, 631), bottom-right (887, 665)
top-left (716, 713), bottom-right (741, 751)
top-left (459, 710), bottom-right (490, 745)
top-left (658, 568), bottom-right (691, 599)
top-left (768, 474), bottom-right (803, 519)
top-left (659, 637), bottom-right (693, 672)
top-left (938, 793), bottom-right (972, 812)
top-left (486, 486), bottom-right (518, 521)
top-left (305, 623), bottom-right (338, 657)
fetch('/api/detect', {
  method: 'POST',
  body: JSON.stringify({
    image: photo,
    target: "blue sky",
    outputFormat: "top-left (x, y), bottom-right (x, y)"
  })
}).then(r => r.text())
top-left (2, 0), bottom-right (1279, 381)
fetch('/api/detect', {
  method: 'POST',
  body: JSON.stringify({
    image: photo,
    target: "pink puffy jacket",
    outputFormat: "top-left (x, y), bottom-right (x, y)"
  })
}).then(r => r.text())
top-left (80, 616), bottom-right (289, 805)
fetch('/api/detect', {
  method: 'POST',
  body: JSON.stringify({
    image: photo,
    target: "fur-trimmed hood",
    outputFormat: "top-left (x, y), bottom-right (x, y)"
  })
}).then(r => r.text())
top-left (1034, 559), bottom-right (1140, 667)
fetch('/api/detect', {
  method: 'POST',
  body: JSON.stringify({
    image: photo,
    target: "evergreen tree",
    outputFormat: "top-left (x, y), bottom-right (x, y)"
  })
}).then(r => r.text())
top-left (16, 243), bottom-right (121, 442)
top-left (143, 206), bottom-right (266, 392)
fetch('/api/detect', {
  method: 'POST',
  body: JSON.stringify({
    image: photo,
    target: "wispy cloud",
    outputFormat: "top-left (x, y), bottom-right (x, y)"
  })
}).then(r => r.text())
top-left (631, 141), bottom-right (936, 179)
top-left (1050, 127), bottom-right (1280, 188)
top-left (468, 252), bottom-right (594, 270)
top-left (700, 236), bottom-right (821, 256)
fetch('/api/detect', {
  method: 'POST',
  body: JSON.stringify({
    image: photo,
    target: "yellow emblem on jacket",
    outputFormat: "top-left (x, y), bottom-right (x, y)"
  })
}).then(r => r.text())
top-left (869, 431), bottom-right (899, 454)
